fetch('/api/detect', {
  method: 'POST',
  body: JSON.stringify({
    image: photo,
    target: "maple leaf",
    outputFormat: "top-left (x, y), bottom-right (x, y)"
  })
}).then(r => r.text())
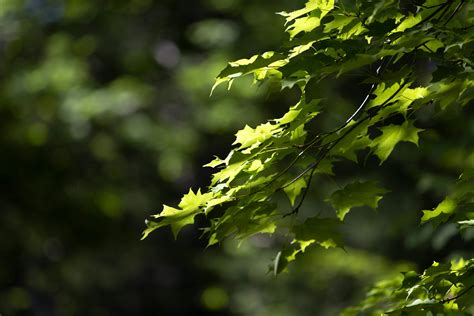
top-left (371, 121), bottom-right (423, 164)
top-left (327, 181), bottom-right (388, 220)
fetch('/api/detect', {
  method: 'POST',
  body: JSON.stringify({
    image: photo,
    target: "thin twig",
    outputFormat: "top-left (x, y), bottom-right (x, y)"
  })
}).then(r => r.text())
top-left (440, 285), bottom-right (474, 304)
top-left (280, 114), bottom-right (370, 192)
top-left (443, 0), bottom-right (465, 26)
top-left (434, 1), bottom-right (454, 23)
top-left (251, 67), bottom-right (384, 194)
top-left (412, 1), bottom-right (451, 28)
top-left (273, 3), bottom-right (443, 217)
top-left (283, 164), bottom-right (317, 217)
top-left (285, 81), bottom-right (408, 192)
top-left (300, 57), bottom-right (389, 149)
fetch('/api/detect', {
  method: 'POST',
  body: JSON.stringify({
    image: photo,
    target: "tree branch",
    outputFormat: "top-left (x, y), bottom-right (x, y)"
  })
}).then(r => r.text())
top-left (440, 284), bottom-right (474, 304)
top-left (412, 1), bottom-right (452, 28)
top-left (434, 1), bottom-right (454, 23)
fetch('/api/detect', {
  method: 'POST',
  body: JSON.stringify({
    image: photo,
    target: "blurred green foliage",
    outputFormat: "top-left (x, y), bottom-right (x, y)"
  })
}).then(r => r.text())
top-left (0, 0), bottom-right (472, 315)
top-left (0, 0), bottom-right (298, 314)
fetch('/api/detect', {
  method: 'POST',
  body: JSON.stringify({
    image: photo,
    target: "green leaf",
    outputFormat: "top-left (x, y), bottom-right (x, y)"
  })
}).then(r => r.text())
top-left (292, 217), bottom-right (343, 248)
top-left (392, 14), bottom-right (421, 33)
top-left (208, 202), bottom-right (279, 245)
top-left (314, 157), bottom-right (334, 175)
top-left (287, 15), bottom-right (323, 39)
top-left (428, 78), bottom-right (471, 109)
top-left (375, 86), bottom-right (430, 118)
top-left (283, 177), bottom-right (307, 206)
top-left (246, 159), bottom-right (264, 173)
top-left (271, 243), bottom-right (301, 275)
top-left (178, 188), bottom-right (214, 211)
top-left (369, 82), bottom-right (404, 109)
top-left (421, 169), bottom-right (474, 227)
top-left (284, 0), bottom-right (335, 39)
top-left (233, 123), bottom-right (281, 152)
top-left (204, 156), bottom-right (226, 168)
top-left (370, 121), bottom-right (423, 164)
top-left (324, 15), bottom-right (356, 34)
top-left (211, 161), bottom-right (245, 185)
top-left (142, 205), bottom-right (199, 239)
top-left (142, 189), bottom-right (214, 239)
top-left (278, 108), bottom-right (301, 125)
top-left (217, 51), bottom-right (285, 79)
top-left (421, 198), bottom-right (456, 225)
top-left (278, 0), bottom-right (333, 23)
top-left (327, 181), bottom-right (388, 220)
top-left (211, 52), bottom-right (286, 93)
top-left (422, 39), bottom-right (444, 53)
top-left (332, 54), bottom-right (378, 77)
top-left (344, 258), bottom-right (474, 315)
top-left (329, 120), bottom-right (371, 162)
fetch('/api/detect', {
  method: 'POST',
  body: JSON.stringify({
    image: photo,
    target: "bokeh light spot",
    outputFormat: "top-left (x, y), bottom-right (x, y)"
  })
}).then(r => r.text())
top-left (201, 286), bottom-right (229, 311)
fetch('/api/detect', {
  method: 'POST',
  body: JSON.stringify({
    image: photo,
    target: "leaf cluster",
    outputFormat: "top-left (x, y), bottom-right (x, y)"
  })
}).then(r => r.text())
top-left (144, 0), bottom-right (473, 313)
top-left (343, 259), bottom-right (474, 315)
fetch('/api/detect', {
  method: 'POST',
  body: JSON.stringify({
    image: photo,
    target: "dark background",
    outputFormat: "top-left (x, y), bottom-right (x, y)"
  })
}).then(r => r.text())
top-left (0, 1), bottom-right (473, 315)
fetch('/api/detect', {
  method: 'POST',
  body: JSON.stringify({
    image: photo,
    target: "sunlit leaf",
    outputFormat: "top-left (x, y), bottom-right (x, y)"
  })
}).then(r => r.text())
top-left (283, 177), bottom-right (307, 206)
top-left (233, 123), bottom-right (281, 152)
top-left (371, 121), bottom-right (423, 164)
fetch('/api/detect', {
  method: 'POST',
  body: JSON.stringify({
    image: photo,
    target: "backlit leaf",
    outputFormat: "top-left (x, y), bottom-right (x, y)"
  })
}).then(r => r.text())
top-left (370, 121), bottom-right (423, 164)
top-left (327, 181), bottom-right (388, 220)
top-left (233, 123), bottom-right (281, 152)
top-left (292, 217), bottom-right (343, 248)
top-left (283, 177), bottom-right (307, 206)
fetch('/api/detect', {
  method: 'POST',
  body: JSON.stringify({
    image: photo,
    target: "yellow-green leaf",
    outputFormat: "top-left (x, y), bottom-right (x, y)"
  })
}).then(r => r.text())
top-left (370, 121), bottom-right (423, 164)
top-left (233, 123), bottom-right (281, 151)
top-left (179, 188), bottom-right (214, 211)
top-left (283, 177), bottom-right (307, 206)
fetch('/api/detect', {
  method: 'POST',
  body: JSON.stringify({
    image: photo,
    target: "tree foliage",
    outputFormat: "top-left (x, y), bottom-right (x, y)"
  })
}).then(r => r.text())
top-left (144, 0), bottom-right (473, 313)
